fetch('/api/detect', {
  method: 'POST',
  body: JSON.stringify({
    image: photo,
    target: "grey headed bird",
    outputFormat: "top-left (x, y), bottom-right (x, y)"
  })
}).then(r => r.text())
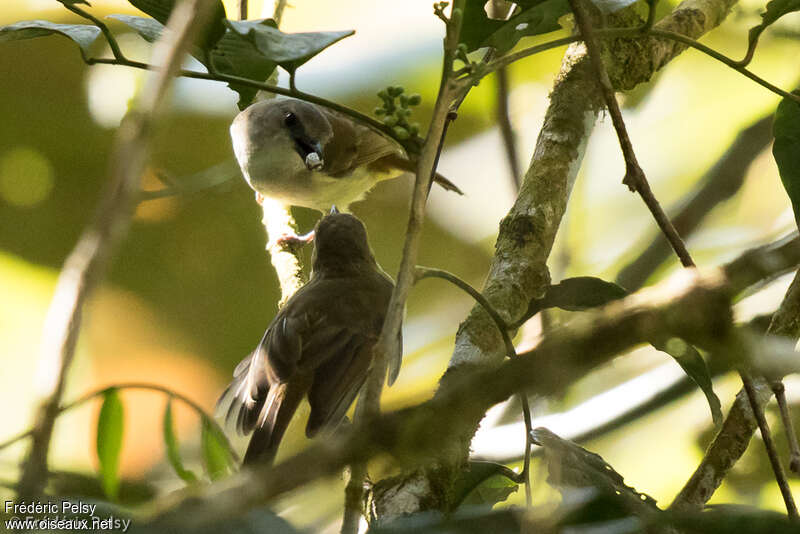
top-left (229, 97), bottom-right (462, 212)
top-left (218, 211), bottom-right (402, 465)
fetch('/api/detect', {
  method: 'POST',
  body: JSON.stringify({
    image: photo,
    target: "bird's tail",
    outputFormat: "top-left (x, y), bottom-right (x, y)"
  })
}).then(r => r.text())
top-left (243, 381), bottom-right (306, 466)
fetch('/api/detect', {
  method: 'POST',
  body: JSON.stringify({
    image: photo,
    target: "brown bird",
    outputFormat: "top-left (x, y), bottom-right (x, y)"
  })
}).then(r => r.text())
top-left (218, 212), bottom-right (401, 465)
top-left (229, 97), bottom-right (462, 211)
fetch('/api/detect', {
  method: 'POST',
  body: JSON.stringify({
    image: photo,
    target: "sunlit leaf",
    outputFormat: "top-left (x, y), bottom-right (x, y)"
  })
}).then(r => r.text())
top-left (652, 338), bottom-right (722, 428)
top-left (128, 0), bottom-right (227, 51)
top-left (110, 15), bottom-right (277, 109)
top-left (460, 0), bottom-right (571, 53)
top-left (0, 21), bottom-right (101, 59)
top-left (108, 14), bottom-right (163, 43)
top-left (451, 461), bottom-right (518, 510)
top-left (96, 388), bottom-right (124, 500)
top-left (163, 398), bottom-right (199, 483)
top-left (773, 93), bottom-right (800, 228)
top-left (201, 417), bottom-right (234, 481)
top-left (224, 19), bottom-right (354, 73)
top-left (535, 276), bottom-right (628, 313)
top-left (533, 427), bottom-right (659, 513)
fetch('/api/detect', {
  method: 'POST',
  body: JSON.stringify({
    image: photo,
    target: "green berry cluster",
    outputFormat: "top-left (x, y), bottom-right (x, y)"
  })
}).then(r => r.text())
top-left (375, 86), bottom-right (422, 145)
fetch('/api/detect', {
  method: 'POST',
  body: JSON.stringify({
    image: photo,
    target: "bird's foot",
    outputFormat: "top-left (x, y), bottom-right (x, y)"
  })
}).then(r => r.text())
top-left (268, 230), bottom-right (315, 250)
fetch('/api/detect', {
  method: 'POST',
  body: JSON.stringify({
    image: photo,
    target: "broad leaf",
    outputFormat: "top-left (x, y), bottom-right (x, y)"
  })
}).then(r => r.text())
top-left (128, 0), bottom-right (227, 51)
top-left (652, 338), bottom-right (723, 428)
top-left (200, 417), bottom-right (234, 480)
top-left (460, 0), bottom-right (571, 53)
top-left (773, 93), bottom-right (800, 228)
top-left (96, 388), bottom-right (124, 500)
top-left (747, 0), bottom-right (800, 58)
top-left (111, 15), bottom-right (277, 109)
top-left (224, 19), bottom-right (354, 73)
top-left (535, 276), bottom-right (628, 313)
top-left (0, 20), bottom-right (101, 59)
top-left (108, 14), bottom-right (163, 43)
top-left (533, 427), bottom-right (659, 514)
top-left (163, 398), bottom-right (199, 483)
top-left (451, 461), bottom-right (518, 510)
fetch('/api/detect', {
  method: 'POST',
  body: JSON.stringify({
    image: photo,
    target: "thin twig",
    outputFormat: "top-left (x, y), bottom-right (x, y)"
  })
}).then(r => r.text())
top-left (740, 372), bottom-right (798, 518)
top-left (15, 0), bottom-right (221, 500)
top-left (415, 266), bottom-right (532, 506)
top-left (62, 2), bottom-right (128, 62)
top-left (616, 114), bottom-right (774, 290)
top-left (771, 380), bottom-right (800, 475)
top-left (238, 0), bottom-right (247, 20)
top-left (568, 0), bottom-right (695, 269)
top-left (369, 0), bottom-right (468, 420)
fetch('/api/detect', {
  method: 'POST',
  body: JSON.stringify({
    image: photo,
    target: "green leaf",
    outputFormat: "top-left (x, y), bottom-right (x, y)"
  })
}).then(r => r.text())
top-left (460, 0), bottom-right (571, 53)
top-left (128, 0), bottom-right (227, 51)
top-left (0, 20), bottom-right (101, 59)
top-left (451, 461), bottom-right (518, 510)
top-left (163, 398), bottom-right (199, 483)
top-left (96, 388), bottom-right (124, 500)
top-left (652, 338), bottom-right (723, 428)
top-left (201, 417), bottom-right (234, 480)
top-left (747, 0), bottom-right (800, 57)
top-left (533, 276), bottom-right (628, 314)
top-left (108, 14), bottom-right (163, 43)
top-left (532, 427), bottom-right (659, 513)
top-left (224, 19), bottom-right (354, 73)
top-left (111, 15), bottom-right (276, 109)
top-left (773, 93), bottom-right (800, 229)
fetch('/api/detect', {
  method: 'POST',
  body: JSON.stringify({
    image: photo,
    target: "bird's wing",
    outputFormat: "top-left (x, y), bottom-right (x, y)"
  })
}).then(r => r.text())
top-left (305, 334), bottom-right (374, 437)
top-left (323, 110), bottom-right (402, 177)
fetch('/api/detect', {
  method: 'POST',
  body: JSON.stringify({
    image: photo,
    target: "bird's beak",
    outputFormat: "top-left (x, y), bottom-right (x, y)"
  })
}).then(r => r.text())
top-left (303, 141), bottom-right (324, 171)
top-left (330, 205), bottom-right (339, 214)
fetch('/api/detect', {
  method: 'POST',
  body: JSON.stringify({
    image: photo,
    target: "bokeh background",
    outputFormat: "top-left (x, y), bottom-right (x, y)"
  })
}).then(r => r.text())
top-left (0, 0), bottom-right (799, 531)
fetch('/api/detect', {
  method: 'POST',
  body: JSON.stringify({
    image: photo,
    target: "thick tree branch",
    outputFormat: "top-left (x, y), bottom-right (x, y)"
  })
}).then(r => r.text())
top-left (15, 0), bottom-right (219, 500)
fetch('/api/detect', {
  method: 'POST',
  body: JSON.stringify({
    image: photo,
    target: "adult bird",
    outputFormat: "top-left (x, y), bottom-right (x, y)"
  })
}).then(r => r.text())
top-left (218, 211), bottom-right (401, 465)
top-left (230, 97), bottom-right (462, 212)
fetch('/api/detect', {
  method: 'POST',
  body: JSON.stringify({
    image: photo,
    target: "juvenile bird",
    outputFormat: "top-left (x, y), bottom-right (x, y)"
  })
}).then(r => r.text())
top-left (229, 97), bottom-right (462, 211)
top-left (218, 211), bottom-right (401, 465)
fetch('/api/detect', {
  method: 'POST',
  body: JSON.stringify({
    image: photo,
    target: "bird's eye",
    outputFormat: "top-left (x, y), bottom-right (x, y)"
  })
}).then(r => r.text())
top-left (283, 112), bottom-right (298, 127)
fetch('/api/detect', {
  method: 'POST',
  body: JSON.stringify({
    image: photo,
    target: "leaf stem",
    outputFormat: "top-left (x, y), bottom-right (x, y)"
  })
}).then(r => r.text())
top-left (62, 2), bottom-right (128, 62)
